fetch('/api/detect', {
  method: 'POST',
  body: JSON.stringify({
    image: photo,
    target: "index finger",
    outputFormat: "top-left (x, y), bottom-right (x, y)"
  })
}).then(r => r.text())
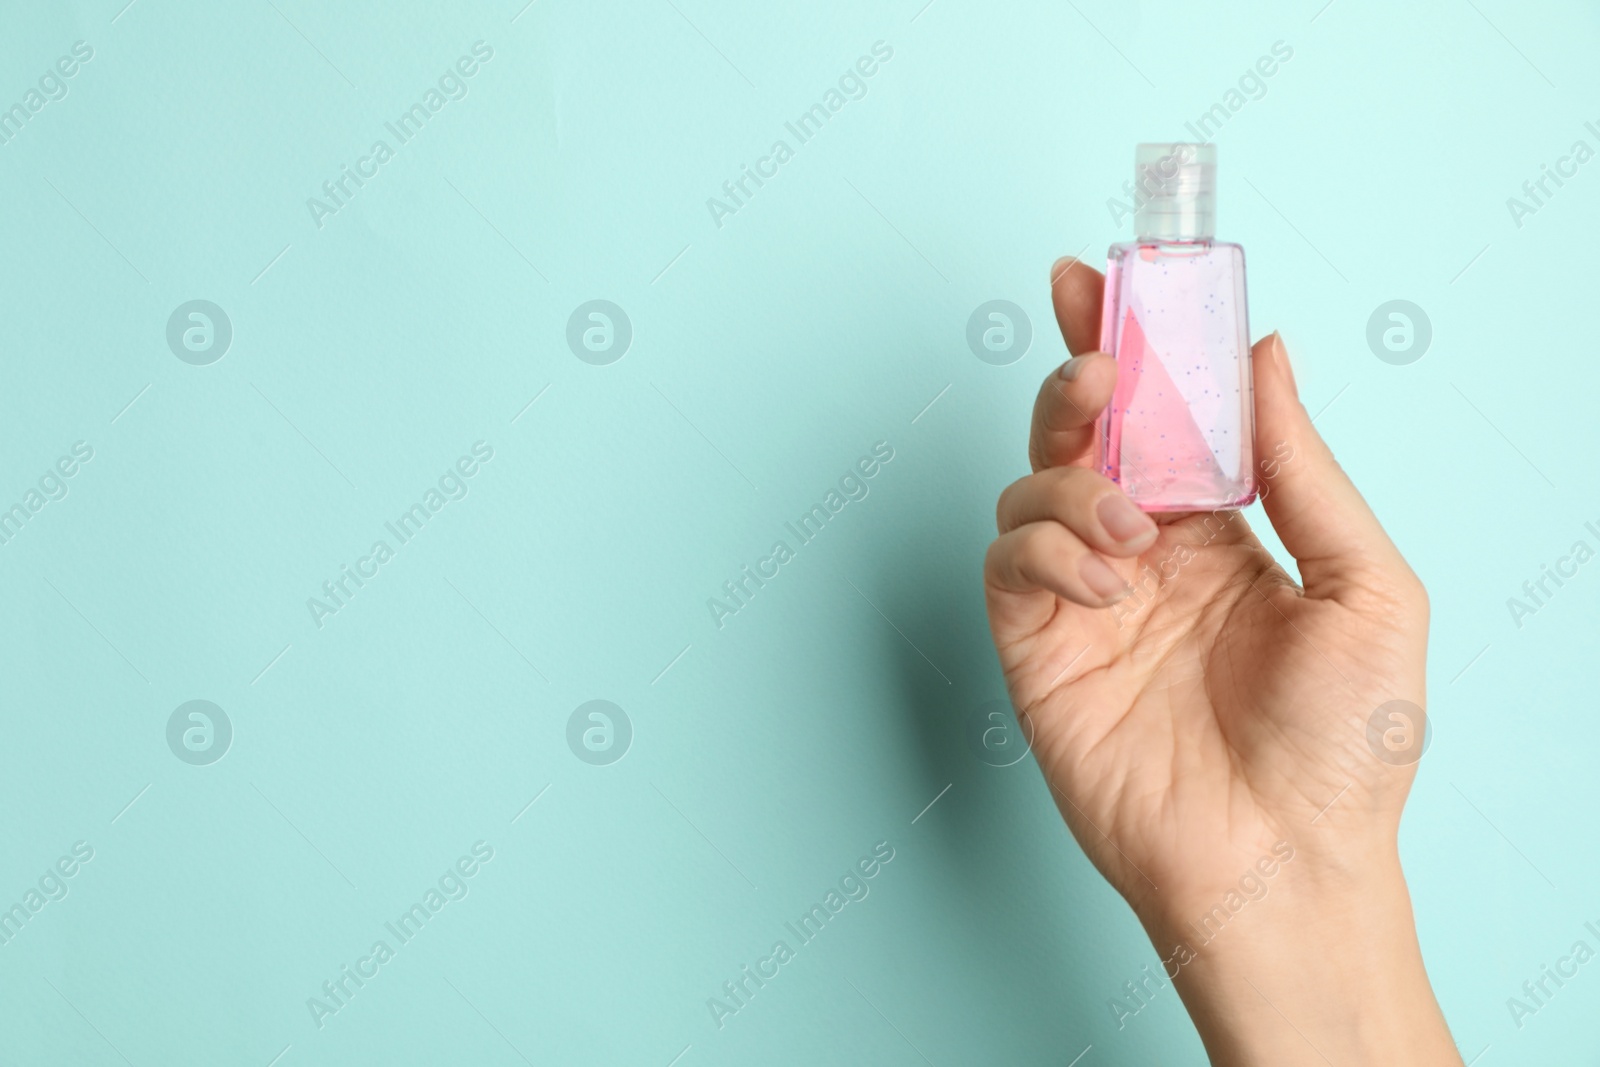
top-left (1050, 256), bottom-right (1105, 356)
top-left (1028, 257), bottom-right (1114, 471)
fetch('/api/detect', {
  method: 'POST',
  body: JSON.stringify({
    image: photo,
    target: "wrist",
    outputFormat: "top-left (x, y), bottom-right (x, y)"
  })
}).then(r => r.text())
top-left (1134, 830), bottom-right (1402, 944)
top-left (1133, 847), bottom-right (1460, 1066)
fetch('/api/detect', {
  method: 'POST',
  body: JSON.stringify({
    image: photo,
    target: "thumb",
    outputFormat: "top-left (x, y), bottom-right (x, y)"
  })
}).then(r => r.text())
top-left (1253, 332), bottom-right (1415, 601)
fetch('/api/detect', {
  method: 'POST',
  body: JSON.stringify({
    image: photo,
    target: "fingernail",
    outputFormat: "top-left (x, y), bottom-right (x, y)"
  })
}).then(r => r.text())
top-left (1271, 331), bottom-right (1297, 394)
top-left (1079, 555), bottom-right (1130, 601)
top-left (1097, 493), bottom-right (1157, 545)
top-left (1059, 355), bottom-right (1089, 381)
top-left (1051, 256), bottom-right (1075, 283)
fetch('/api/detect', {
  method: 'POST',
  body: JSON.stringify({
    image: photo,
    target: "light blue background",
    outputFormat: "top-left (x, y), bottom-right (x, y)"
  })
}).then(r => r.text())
top-left (2, 0), bottom-right (1597, 1063)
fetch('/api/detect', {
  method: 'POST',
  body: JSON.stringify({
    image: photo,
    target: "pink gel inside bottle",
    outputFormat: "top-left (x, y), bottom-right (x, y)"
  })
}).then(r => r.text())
top-left (1095, 144), bottom-right (1256, 511)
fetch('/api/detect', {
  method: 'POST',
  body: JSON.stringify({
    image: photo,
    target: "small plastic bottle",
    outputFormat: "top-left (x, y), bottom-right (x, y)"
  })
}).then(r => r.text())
top-left (1096, 143), bottom-right (1256, 511)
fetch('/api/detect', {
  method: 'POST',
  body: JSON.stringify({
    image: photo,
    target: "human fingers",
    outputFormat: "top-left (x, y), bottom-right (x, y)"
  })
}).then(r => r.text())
top-left (985, 520), bottom-right (1133, 608)
top-left (997, 465), bottom-right (1158, 558)
top-left (1252, 331), bottom-right (1420, 602)
top-left (1049, 256), bottom-right (1105, 357)
top-left (1027, 352), bottom-right (1117, 471)
top-left (1029, 256), bottom-right (1113, 471)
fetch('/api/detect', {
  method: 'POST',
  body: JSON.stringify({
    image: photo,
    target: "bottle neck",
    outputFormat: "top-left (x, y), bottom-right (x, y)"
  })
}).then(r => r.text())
top-left (1134, 214), bottom-right (1214, 243)
top-left (1134, 233), bottom-right (1214, 246)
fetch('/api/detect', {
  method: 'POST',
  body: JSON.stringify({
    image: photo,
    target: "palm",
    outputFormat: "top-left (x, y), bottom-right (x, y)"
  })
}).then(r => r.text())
top-left (991, 510), bottom-right (1417, 918)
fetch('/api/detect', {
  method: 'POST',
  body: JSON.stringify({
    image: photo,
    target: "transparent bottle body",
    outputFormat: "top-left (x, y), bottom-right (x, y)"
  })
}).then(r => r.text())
top-left (1096, 239), bottom-right (1256, 511)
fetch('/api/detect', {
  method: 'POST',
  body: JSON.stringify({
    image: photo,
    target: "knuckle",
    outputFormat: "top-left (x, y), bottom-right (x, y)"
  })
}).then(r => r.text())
top-left (995, 477), bottom-right (1027, 530)
top-left (1014, 523), bottom-right (1059, 565)
top-left (1402, 570), bottom-right (1430, 616)
top-left (982, 537), bottom-right (1005, 576)
top-left (1046, 465), bottom-right (1100, 513)
top-left (1042, 478), bottom-right (1079, 521)
top-left (1040, 381), bottom-right (1082, 432)
top-left (1347, 564), bottom-right (1429, 623)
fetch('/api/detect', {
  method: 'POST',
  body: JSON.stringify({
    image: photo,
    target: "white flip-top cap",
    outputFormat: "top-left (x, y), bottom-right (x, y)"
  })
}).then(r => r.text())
top-left (1133, 142), bottom-right (1216, 241)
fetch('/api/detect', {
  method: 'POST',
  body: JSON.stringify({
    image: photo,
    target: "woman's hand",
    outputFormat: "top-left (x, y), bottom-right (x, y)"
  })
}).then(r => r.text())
top-left (983, 257), bottom-right (1459, 1065)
